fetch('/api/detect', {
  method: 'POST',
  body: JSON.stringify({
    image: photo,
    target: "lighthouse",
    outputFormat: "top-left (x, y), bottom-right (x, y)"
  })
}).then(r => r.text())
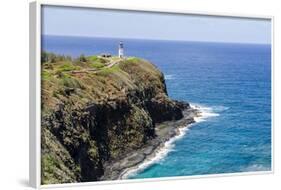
top-left (118, 41), bottom-right (124, 58)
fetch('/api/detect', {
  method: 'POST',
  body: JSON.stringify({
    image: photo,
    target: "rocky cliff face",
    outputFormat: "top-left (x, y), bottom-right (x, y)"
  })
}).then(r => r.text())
top-left (41, 56), bottom-right (190, 184)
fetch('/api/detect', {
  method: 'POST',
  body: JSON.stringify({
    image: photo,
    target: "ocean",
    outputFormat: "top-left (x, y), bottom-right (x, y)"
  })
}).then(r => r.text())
top-left (42, 35), bottom-right (272, 179)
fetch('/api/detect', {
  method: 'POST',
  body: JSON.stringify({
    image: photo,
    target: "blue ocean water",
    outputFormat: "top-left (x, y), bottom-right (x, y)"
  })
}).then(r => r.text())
top-left (42, 35), bottom-right (272, 178)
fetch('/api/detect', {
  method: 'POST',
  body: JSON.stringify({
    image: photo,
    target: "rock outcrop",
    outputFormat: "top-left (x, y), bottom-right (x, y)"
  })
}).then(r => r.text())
top-left (41, 55), bottom-right (193, 184)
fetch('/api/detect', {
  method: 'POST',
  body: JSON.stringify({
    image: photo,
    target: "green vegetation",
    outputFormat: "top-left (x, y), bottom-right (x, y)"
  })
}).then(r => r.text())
top-left (41, 52), bottom-right (165, 111)
top-left (98, 64), bottom-right (121, 76)
top-left (90, 62), bottom-right (104, 69)
top-left (42, 70), bottom-right (51, 80)
top-left (78, 54), bottom-right (87, 62)
top-left (42, 51), bottom-right (72, 63)
top-left (88, 55), bottom-right (99, 62)
top-left (88, 141), bottom-right (99, 162)
top-left (41, 127), bottom-right (81, 184)
top-left (57, 62), bottom-right (81, 72)
top-left (41, 52), bottom-right (169, 184)
top-left (60, 75), bottom-right (84, 89)
top-left (42, 154), bottom-right (59, 175)
top-left (124, 57), bottom-right (141, 63)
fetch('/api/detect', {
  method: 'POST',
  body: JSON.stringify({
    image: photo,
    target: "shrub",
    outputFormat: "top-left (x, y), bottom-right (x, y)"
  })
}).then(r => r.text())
top-left (61, 76), bottom-right (84, 89)
top-left (88, 55), bottom-right (98, 62)
top-left (42, 154), bottom-right (58, 174)
top-left (78, 54), bottom-right (87, 62)
top-left (42, 70), bottom-right (51, 80)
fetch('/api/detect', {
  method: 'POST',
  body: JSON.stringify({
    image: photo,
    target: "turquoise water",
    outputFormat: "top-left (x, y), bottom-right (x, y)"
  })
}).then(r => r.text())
top-left (42, 35), bottom-right (272, 178)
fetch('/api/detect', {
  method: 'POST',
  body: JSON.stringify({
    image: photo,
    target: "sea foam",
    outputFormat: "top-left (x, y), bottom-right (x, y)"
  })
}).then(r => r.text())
top-left (121, 103), bottom-right (223, 179)
top-left (190, 103), bottom-right (224, 122)
top-left (120, 126), bottom-right (190, 179)
top-left (244, 164), bottom-right (271, 172)
top-left (164, 74), bottom-right (174, 80)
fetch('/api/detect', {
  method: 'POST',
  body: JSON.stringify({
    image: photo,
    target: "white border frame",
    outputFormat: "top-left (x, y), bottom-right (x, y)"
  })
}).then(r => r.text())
top-left (29, 0), bottom-right (274, 189)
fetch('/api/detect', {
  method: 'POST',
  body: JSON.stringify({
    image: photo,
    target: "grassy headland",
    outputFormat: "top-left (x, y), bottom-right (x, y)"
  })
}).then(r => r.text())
top-left (41, 52), bottom-right (192, 184)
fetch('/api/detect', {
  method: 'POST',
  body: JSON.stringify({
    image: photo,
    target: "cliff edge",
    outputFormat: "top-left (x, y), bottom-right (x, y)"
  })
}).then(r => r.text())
top-left (41, 54), bottom-right (194, 184)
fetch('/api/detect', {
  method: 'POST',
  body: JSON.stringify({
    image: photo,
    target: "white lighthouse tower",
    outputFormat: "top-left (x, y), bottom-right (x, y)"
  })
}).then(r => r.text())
top-left (118, 41), bottom-right (124, 58)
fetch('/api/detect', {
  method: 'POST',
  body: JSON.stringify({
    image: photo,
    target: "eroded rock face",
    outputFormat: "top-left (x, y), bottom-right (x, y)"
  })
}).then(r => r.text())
top-left (144, 98), bottom-right (190, 123)
top-left (41, 57), bottom-right (188, 184)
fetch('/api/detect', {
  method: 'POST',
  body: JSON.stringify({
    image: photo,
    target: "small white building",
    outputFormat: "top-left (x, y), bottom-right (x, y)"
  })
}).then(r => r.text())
top-left (118, 41), bottom-right (124, 58)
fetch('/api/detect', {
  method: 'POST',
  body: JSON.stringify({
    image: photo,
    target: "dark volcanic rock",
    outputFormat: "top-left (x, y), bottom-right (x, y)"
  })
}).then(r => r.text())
top-left (41, 56), bottom-right (196, 184)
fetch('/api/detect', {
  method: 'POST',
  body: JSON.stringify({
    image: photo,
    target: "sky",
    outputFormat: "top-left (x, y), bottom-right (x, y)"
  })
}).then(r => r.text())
top-left (42, 5), bottom-right (271, 44)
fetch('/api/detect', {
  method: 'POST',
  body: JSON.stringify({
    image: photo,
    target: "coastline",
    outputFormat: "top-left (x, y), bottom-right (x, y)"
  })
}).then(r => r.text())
top-left (101, 106), bottom-right (200, 181)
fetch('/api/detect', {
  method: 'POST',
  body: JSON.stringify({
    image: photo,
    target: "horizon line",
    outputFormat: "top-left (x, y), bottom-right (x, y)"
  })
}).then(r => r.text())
top-left (42, 34), bottom-right (271, 46)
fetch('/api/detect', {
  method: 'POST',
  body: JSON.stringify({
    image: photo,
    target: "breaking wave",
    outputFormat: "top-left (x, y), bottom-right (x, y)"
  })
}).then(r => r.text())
top-left (121, 103), bottom-right (227, 179)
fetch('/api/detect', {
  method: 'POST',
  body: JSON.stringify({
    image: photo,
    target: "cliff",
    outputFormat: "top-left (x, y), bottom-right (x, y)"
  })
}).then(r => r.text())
top-left (41, 54), bottom-right (193, 184)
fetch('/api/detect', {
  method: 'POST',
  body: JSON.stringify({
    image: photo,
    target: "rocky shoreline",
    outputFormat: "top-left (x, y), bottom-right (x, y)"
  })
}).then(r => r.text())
top-left (41, 55), bottom-right (200, 184)
top-left (101, 107), bottom-right (199, 180)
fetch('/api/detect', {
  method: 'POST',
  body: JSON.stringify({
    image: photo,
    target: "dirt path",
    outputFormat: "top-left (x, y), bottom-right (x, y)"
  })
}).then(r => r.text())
top-left (71, 59), bottom-right (121, 74)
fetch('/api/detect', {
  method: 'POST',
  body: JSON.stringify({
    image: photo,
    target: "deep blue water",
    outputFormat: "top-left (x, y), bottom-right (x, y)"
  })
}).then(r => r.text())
top-left (42, 35), bottom-right (272, 178)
